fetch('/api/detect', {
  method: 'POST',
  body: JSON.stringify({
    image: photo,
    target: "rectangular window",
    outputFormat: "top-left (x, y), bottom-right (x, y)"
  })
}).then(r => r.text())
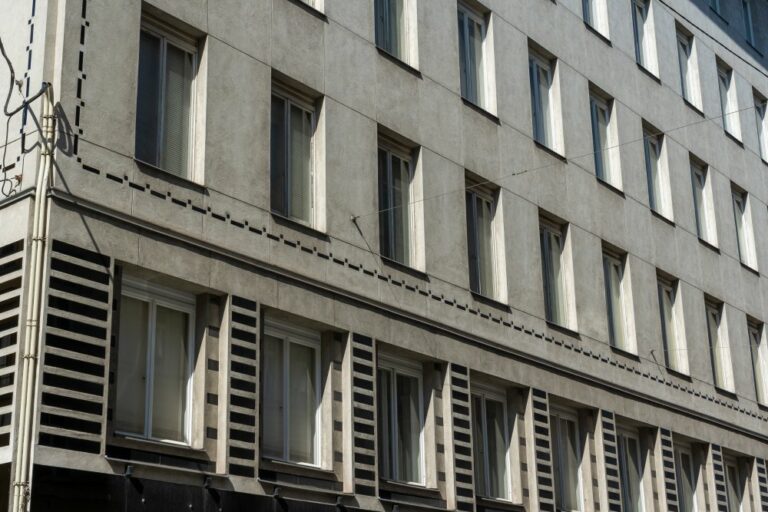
top-left (674, 447), bottom-right (698, 512)
top-left (378, 358), bottom-right (424, 484)
top-left (375, 0), bottom-right (406, 60)
top-left (550, 408), bottom-right (581, 512)
top-left (618, 429), bottom-right (645, 512)
top-left (718, 63), bottom-right (739, 138)
top-left (262, 322), bottom-right (321, 465)
top-left (749, 321), bottom-right (768, 405)
top-left (472, 390), bottom-right (510, 500)
top-left (743, 0), bottom-right (755, 46)
top-left (631, 0), bottom-right (650, 68)
top-left (676, 31), bottom-right (694, 103)
top-left (590, 93), bottom-right (618, 185)
top-left (755, 92), bottom-right (768, 161)
top-left (114, 279), bottom-right (195, 445)
top-left (582, 0), bottom-right (607, 34)
top-left (529, 53), bottom-right (554, 147)
top-left (705, 300), bottom-right (734, 392)
top-left (379, 146), bottom-right (412, 265)
top-left (466, 182), bottom-right (496, 298)
top-left (657, 276), bottom-right (688, 374)
top-left (271, 91), bottom-right (315, 225)
top-left (725, 460), bottom-right (744, 512)
top-left (731, 186), bottom-right (757, 269)
top-left (643, 128), bottom-right (670, 218)
top-left (135, 23), bottom-right (196, 178)
top-left (457, 3), bottom-right (487, 107)
top-left (540, 219), bottom-right (567, 326)
top-left (691, 160), bottom-right (717, 245)
top-left (603, 250), bottom-right (629, 351)
top-left (710, 0), bottom-right (721, 14)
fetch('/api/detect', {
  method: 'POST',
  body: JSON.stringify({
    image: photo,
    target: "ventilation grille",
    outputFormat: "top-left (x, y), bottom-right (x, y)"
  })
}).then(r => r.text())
top-left (449, 364), bottom-right (474, 512)
top-left (227, 295), bottom-right (259, 478)
top-left (711, 444), bottom-right (728, 512)
top-left (39, 240), bottom-right (112, 454)
top-left (531, 388), bottom-right (554, 512)
top-left (351, 333), bottom-right (376, 496)
top-left (601, 410), bottom-right (622, 512)
top-left (0, 240), bottom-right (24, 449)
top-left (756, 458), bottom-right (768, 512)
top-left (660, 428), bottom-right (678, 512)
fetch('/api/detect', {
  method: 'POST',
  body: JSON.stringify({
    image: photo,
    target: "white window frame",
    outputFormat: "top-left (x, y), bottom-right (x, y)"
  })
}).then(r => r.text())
top-left (136, 20), bottom-right (199, 180)
top-left (755, 93), bottom-right (768, 162)
top-left (603, 250), bottom-right (630, 352)
top-left (550, 406), bottom-right (583, 512)
top-left (617, 427), bottom-right (646, 512)
top-left (748, 321), bottom-right (768, 405)
top-left (731, 187), bottom-right (757, 270)
top-left (529, 52), bottom-right (555, 148)
top-left (377, 355), bottom-right (426, 486)
top-left (657, 276), bottom-right (689, 375)
top-left (674, 444), bottom-right (700, 512)
top-left (457, 2), bottom-right (488, 107)
top-left (114, 277), bottom-right (196, 446)
top-left (690, 161), bottom-right (717, 246)
top-left (718, 63), bottom-right (740, 139)
top-left (705, 300), bottom-right (735, 392)
top-left (471, 385), bottom-right (512, 501)
top-left (378, 143), bottom-right (415, 267)
top-left (590, 93), bottom-right (619, 186)
top-left (262, 320), bottom-right (323, 467)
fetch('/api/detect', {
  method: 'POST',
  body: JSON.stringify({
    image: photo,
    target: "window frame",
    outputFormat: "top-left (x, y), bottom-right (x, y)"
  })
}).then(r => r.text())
top-left (550, 406), bottom-right (583, 512)
top-left (690, 160), bottom-right (717, 246)
top-left (540, 218), bottom-right (568, 327)
top-left (674, 443), bottom-right (699, 512)
top-left (717, 63), bottom-right (738, 137)
top-left (114, 277), bottom-right (197, 446)
top-left (529, 52), bottom-right (554, 148)
top-left (471, 385), bottom-right (512, 501)
top-left (603, 250), bottom-right (630, 352)
top-left (135, 20), bottom-right (199, 180)
top-left (378, 143), bottom-right (415, 267)
top-left (466, 180), bottom-right (499, 299)
top-left (617, 427), bottom-right (646, 512)
top-left (705, 300), bottom-right (734, 392)
top-left (742, 0), bottom-right (755, 47)
top-left (643, 128), bottom-right (671, 219)
top-left (676, 31), bottom-right (694, 103)
top-left (631, 0), bottom-right (650, 68)
top-left (590, 93), bottom-right (617, 185)
top-left (377, 355), bottom-right (426, 486)
top-left (724, 458), bottom-right (745, 512)
top-left (731, 186), bottom-right (757, 269)
top-left (657, 275), bottom-right (688, 375)
top-left (262, 320), bottom-right (323, 467)
top-left (748, 321), bottom-right (768, 405)
top-left (755, 93), bottom-right (768, 161)
top-left (457, 2), bottom-right (488, 108)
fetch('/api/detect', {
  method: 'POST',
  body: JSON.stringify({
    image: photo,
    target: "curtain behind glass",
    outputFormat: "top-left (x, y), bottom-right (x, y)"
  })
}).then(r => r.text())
top-left (115, 296), bottom-right (149, 436)
top-left (271, 97), bottom-right (287, 216)
top-left (136, 32), bottom-right (161, 166)
top-left (485, 399), bottom-right (508, 499)
top-left (288, 342), bottom-right (317, 463)
top-left (262, 335), bottom-right (284, 459)
top-left (151, 305), bottom-right (189, 442)
top-left (750, 328), bottom-right (767, 403)
top-left (732, 193), bottom-right (748, 262)
top-left (675, 452), bottom-right (696, 512)
top-left (707, 307), bottom-right (726, 388)
top-left (472, 396), bottom-right (487, 495)
top-left (289, 105), bottom-right (312, 223)
top-left (396, 373), bottom-right (421, 483)
top-left (476, 196), bottom-right (494, 297)
top-left (458, 10), bottom-right (469, 101)
top-left (619, 435), bottom-right (643, 512)
top-left (161, 43), bottom-right (193, 177)
top-left (725, 465), bottom-right (742, 512)
top-left (391, 156), bottom-right (410, 264)
top-left (467, 192), bottom-right (480, 293)
top-left (603, 256), bottom-right (625, 349)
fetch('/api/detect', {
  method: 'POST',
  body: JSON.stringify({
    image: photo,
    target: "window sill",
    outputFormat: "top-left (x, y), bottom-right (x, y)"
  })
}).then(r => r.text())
top-left (724, 130), bottom-right (743, 148)
top-left (470, 291), bottom-right (510, 312)
top-left (379, 480), bottom-right (445, 510)
top-left (533, 140), bottom-right (567, 162)
top-left (584, 22), bottom-right (611, 47)
top-left (683, 99), bottom-right (705, 118)
top-left (666, 367), bottom-right (693, 382)
top-left (596, 177), bottom-right (625, 197)
top-left (258, 460), bottom-right (346, 495)
top-left (714, 386), bottom-right (738, 400)
top-left (381, 256), bottom-right (430, 281)
top-left (104, 455), bottom-right (222, 478)
top-left (110, 433), bottom-right (206, 455)
top-left (461, 97), bottom-right (501, 125)
top-left (134, 158), bottom-right (208, 194)
top-left (545, 321), bottom-right (580, 340)
top-left (376, 47), bottom-right (422, 79)
top-left (610, 345), bottom-right (641, 362)
top-left (740, 262), bottom-right (760, 276)
top-left (284, 0), bottom-right (328, 22)
top-left (105, 441), bottom-right (215, 474)
top-left (698, 237), bottom-right (720, 254)
top-left (636, 63), bottom-right (661, 85)
top-left (271, 211), bottom-right (330, 241)
top-left (476, 496), bottom-right (525, 512)
top-left (650, 209), bottom-right (675, 227)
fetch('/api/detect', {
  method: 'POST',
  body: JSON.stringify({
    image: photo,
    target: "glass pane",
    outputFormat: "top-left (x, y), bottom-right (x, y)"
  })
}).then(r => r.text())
top-left (621, 436), bottom-right (643, 512)
top-left (562, 419), bottom-right (580, 510)
top-left (458, 11), bottom-right (469, 100)
top-left (467, 192), bottom-right (480, 293)
top-left (396, 373), bottom-right (421, 483)
top-left (470, 18), bottom-right (484, 105)
top-left (271, 97), bottom-right (287, 215)
top-left (115, 296), bottom-right (149, 436)
top-left (391, 0), bottom-right (404, 58)
top-left (262, 335), bottom-right (284, 459)
top-left (633, 2), bottom-right (646, 65)
top-left (485, 399), bottom-right (508, 499)
top-left (289, 105), bottom-right (313, 222)
top-left (604, 256), bottom-right (625, 349)
top-left (377, 369), bottom-right (393, 479)
top-left (151, 305), bottom-right (189, 442)
top-left (550, 232), bottom-right (566, 325)
top-left (161, 43), bottom-right (193, 177)
top-left (472, 396), bottom-right (487, 496)
top-left (135, 31), bottom-right (161, 165)
top-left (288, 342), bottom-right (317, 463)
top-left (726, 464), bottom-right (742, 512)
top-left (677, 37), bottom-right (690, 100)
top-left (751, 327), bottom-right (767, 403)
top-left (719, 71), bottom-right (732, 132)
top-left (538, 64), bottom-right (552, 146)
top-left (477, 196), bottom-right (494, 297)
top-left (392, 156), bottom-right (410, 264)
top-left (676, 452), bottom-right (696, 512)
top-left (379, 149), bottom-right (392, 259)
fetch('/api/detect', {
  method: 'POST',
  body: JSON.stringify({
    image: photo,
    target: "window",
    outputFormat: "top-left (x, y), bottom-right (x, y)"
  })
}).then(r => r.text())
top-left (710, 0), bottom-right (720, 14)
top-left (379, 146), bottom-right (413, 265)
top-left (375, 0), bottom-right (416, 65)
top-left (674, 447), bottom-right (698, 512)
top-left (755, 92), bottom-right (768, 161)
top-left (271, 89), bottom-right (316, 225)
top-left (690, 160), bottom-right (717, 245)
top-left (603, 250), bottom-right (630, 351)
top-left (540, 218), bottom-right (568, 327)
top-left (618, 429), bottom-right (645, 512)
top-left (590, 92), bottom-right (619, 186)
top-left (676, 30), bottom-right (698, 106)
top-left (262, 322), bottom-right (321, 465)
top-left (718, 63), bottom-right (739, 138)
top-left (378, 357), bottom-right (424, 484)
top-left (529, 52), bottom-right (554, 148)
top-left (550, 408), bottom-right (582, 512)
top-left (743, 0), bottom-right (755, 46)
top-left (472, 389), bottom-right (510, 500)
top-left (657, 275), bottom-right (688, 374)
top-left (631, 0), bottom-right (651, 69)
top-left (135, 21), bottom-right (197, 178)
top-left (457, 3), bottom-right (487, 107)
top-left (731, 186), bottom-right (757, 269)
top-left (466, 180), bottom-right (500, 298)
top-left (114, 278), bottom-right (195, 445)
top-left (705, 300), bottom-right (734, 392)
top-left (725, 460), bottom-right (744, 512)
top-left (749, 321), bottom-right (768, 405)
top-left (643, 128), bottom-right (671, 218)
top-left (582, 0), bottom-right (607, 35)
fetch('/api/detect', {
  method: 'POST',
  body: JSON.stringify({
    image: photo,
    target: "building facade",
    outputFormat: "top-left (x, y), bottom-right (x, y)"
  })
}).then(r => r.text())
top-left (0, 0), bottom-right (768, 511)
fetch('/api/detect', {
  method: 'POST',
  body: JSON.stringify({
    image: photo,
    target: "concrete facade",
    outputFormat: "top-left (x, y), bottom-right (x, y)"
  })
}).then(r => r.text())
top-left (0, 0), bottom-right (767, 511)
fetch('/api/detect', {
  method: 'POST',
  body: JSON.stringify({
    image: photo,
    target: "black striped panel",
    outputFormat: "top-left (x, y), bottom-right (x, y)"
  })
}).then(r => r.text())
top-left (531, 388), bottom-right (554, 512)
top-left (227, 295), bottom-right (258, 478)
top-left (450, 364), bottom-right (474, 512)
top-left (660, 428), bottom-right (678, 512)
top-left (39, 240), bottom-right (112, 454)
top-left (756, 458), bottom-right (768, 512)
top-left (0, 240), bottom-right (23, 448)
top-left (351, 333), bottom-right (376, 496)
top-left (711, 444), bottom-right (728, 512)
top-left (601, 410), bottom-right (622, 512)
